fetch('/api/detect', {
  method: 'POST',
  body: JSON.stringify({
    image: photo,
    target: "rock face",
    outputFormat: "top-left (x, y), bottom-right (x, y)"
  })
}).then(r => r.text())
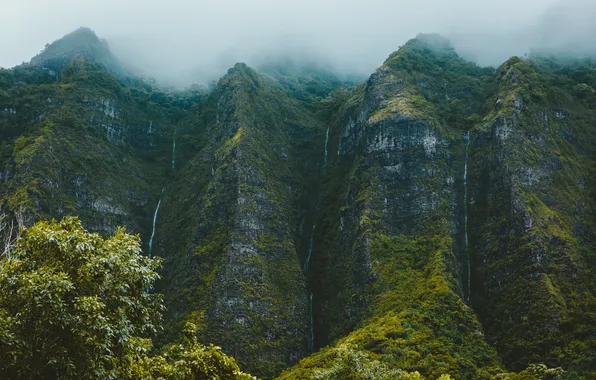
top-left (0, 30), bottom-right (175, 244)
top-left (282, 36), bottom-right (596, 378)
top-left (284, 34), bottom-right (506, 379)
top-left (2, 29), bottom-right (596, 379)
top-left (153, 63), bottom-right (325, 377)
top-left (469, 57), bottom-right (596, 372)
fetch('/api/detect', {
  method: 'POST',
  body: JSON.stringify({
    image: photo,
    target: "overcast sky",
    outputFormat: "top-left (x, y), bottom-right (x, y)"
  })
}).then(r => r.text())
top-left (1, 0), bottom-right (595, 84)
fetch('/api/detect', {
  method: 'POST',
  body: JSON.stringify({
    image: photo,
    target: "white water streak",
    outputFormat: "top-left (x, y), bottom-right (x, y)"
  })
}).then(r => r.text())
top-left (172, 130), bottom-right (177, 169)
top-left (322, 127), bottom-right (329, 173)
top-left (304, 223), bottom-right (316, 272)
top-left (304, 126), bottom-right (332, 352)
top-left (148, 187), bottom-right (166, 257)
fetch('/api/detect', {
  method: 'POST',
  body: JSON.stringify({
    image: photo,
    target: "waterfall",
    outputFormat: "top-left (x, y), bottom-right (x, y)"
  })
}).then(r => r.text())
top-left (148, 187), bottom-right (166, 257)
top-left (172, 130), bottom-right (177, 169)
top-left (322, 127), bottom-right (329, 173)
top-left (463, 131), bottom-right (471, 301)
top-left (304, 126), bottom-right (332, 351)
top-left (304, 127), bottom-right (329, 273)
top-left (303, 224), bottom-right (316, 272)
top-left (308, 292), bottom-right (314, 351)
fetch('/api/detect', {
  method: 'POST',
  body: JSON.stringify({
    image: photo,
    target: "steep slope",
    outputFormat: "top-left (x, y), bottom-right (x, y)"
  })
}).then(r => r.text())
top-left (30, 27), bottom-right (126, 75)
top-left (0, 29), bottom-right (177, 242)
top-left (153, 63), bottom-right (327, 377)
top-left (281, 35), bottom-right (596, 379)
top-left (469, 56), bottom-right (596, 375)
top-left (280, 34), bottom-right (504, 379)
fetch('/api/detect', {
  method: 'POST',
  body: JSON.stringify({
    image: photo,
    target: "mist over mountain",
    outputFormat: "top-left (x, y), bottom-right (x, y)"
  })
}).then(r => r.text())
top-left (2, 0), bottom-right (596, 85)
top-left (1, 1), bottom-right (596, 379)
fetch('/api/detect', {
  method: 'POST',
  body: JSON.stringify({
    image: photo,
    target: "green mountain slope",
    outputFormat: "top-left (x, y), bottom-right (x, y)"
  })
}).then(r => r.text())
top-left (153, 63), bottom-right (327, 377)
top-left (469, 56), bottom-right (596, 375)
top-left (0, 60), bottom-right (174, 237)
top-left (30, 27), bottom-right (127, 75)
top-left (1, 29), bottom-right (596, 379)
top-left (281, 35), bottom-right (596, 379)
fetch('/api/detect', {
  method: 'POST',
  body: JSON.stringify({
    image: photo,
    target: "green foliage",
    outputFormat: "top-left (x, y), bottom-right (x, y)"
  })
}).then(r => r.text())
top-left (0, 217), bottom-right (253, 379)
top-left (278, 342), bottom-right (427, 380)
top-left (30, 27), bottom-right (125, 75)
top-left (281, 225), bottom-right (503, 379)
top-left (0, 216), bottom-right (162, 378)
top-left (121, 323), bottom-right (255, 380)
top-left (259, 59), bottom-right (362, 106)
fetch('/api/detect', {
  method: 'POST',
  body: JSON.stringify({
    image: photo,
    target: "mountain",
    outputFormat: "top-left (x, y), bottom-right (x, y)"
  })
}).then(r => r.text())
top-left (1, 29), bottom-right (595, 379)
top-left (280, 34), bottom-right (596, 379)
top-left (30, 27), bottom-right (127, 75)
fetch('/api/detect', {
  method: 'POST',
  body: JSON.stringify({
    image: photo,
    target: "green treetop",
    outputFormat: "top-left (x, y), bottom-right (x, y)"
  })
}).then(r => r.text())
top-left (0, 216), bottom-right (253, 380)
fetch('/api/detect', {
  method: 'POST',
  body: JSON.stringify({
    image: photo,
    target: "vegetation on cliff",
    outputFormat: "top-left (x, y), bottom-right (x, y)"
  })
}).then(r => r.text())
top-left (1, 28), bottom-right (595, 379)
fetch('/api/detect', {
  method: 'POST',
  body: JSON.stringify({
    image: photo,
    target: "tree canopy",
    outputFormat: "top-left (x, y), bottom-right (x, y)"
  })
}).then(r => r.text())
top-left (0, 217), bottom-right (253, 379)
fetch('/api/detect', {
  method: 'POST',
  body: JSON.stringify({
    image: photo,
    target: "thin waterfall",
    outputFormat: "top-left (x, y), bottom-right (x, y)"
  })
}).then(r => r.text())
top-left (304, 224), bottom-right (316, 272)
top-left (322, 127), bottom-right (329, 173)
top-left (148, 187), bottom-right (166, 257)
top-left (463, 131), bottom-right (471, 301)
top-left (171, 130), bottom-right (177, 169)
top-left (304, 126), bottom-right (332, 352)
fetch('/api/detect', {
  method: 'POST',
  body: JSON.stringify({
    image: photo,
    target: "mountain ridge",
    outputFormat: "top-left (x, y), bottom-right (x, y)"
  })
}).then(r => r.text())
top-left (1, 28), bottom-right (595, 379)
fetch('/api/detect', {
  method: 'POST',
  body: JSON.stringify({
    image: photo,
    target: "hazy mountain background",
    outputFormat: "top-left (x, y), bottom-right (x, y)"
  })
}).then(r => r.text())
top-left (2, 1), bottom-right (596, 379)
top-left (2, 0), bottom-right (596, 85)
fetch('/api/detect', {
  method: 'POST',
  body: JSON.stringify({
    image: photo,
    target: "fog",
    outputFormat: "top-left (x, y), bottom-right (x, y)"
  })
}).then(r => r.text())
top-left (1, 0), bottom-right (595, 85)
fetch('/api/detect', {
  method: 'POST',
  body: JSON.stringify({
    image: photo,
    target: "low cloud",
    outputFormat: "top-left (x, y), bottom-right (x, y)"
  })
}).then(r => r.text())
top-left (1, 0), bottom-right (595, 85)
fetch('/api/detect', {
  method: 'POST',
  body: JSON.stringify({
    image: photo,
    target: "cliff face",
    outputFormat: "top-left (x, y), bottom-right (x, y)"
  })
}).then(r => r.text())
top-left (282, 34), bottom-right (504, 379)
top-left (283, 36), bottom-right (596, 379)
top-left (0, 58), bottom-right (174, 238)
top-left (2, 29), bottom-right (596, 379)
top-left (469, 57), bottom-right (596, 373)
top-left (152, 63), bottom-right (327, 377)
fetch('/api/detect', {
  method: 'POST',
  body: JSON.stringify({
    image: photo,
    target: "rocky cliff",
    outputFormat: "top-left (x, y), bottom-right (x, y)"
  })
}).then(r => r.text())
top-left (152, 62), bottom-right (328, 377)
top-left (282, 35), bottom-right (596, 379)
top-left (468, 56), bottom-right (596, 374)
top-left (1, 29), bottom-right (595, 379)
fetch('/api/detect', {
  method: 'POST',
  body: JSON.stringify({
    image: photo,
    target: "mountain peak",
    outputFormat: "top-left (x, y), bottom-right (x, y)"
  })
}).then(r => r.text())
top-left (383, 33), bottom-right (457, 65)
top-left (411, 33), bottom-right (453, 52)
top-left (30, 27), bottom-right (123, 73)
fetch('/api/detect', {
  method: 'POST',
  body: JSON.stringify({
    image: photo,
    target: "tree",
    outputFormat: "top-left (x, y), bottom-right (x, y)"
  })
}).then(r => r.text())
top-left (121, 323), bottom-right (254, 380)
top-left (0, 217), bottom-right (253, 379)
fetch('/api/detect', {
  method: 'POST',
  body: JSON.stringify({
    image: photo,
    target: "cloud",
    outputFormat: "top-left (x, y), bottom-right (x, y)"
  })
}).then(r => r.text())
top-left (1, 0), bottom-right (594, 84)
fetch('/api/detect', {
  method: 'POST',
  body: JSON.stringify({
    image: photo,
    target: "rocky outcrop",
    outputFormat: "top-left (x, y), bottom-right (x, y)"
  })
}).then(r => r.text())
top-left (2, 28), bottom-right (596, 379)
top-left (154, 63), bottom-right (325, 378)
top-left (469, 57), bottom-right (596, 372)
top-left (0, 54), bottom-right (174, 245)
top-left (310, 35), bottom-right (488, 348)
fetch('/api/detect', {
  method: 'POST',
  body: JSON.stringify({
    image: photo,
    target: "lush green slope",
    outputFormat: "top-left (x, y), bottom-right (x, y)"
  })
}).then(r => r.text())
top-left (30, 27), bottom-right (127, 75)
top-left (0, 58), bottom-right (176, 237)
top-left (469, 56), bottom-right (596, 376)
top-left (152, 63), bottom-right (329, 377)
top-left (282, 35), bottom-right (596, 379)
top-left (283, 34), bottom-right (504, 379)
top-left (2, 28), bottom-right (596, 380)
